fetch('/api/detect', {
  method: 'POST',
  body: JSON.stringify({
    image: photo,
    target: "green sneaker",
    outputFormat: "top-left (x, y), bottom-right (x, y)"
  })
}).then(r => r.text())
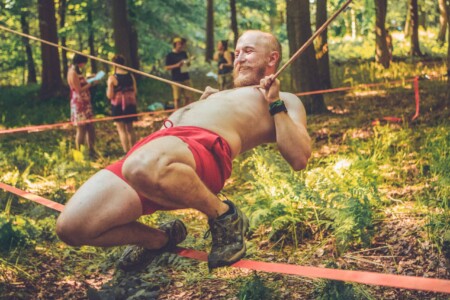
top-left (117, 219), bottom-right (187, 272)
top-left (207, 200), bottom-right (249, 269)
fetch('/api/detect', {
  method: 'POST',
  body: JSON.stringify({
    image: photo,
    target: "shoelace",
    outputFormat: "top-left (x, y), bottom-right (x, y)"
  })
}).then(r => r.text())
top-left (204, 220), bottom-right (229, 244)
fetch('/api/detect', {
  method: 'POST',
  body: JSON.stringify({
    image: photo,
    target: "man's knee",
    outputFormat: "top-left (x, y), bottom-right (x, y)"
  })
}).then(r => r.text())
top-left (55, 214), bottom-right (89, 247)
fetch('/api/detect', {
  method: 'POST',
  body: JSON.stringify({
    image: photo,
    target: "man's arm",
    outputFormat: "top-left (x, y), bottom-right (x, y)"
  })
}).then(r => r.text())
top-left (276, 92), bottom-right (311, 170)
top-left (260, 76), bottom-right (311, 171)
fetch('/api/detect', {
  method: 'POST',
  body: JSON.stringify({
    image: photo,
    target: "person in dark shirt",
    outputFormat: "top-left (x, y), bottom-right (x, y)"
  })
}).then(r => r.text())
top-left (213, 40), bottom-right (234, 90)
top-left (106, 54), bottom-right (138, 153)
top-left (165, 37), bottom-right (193, 108)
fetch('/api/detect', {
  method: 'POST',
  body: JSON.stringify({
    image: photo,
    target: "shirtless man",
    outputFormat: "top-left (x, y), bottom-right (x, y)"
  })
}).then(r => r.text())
top-left (56, 30), bottom-right (311, 271)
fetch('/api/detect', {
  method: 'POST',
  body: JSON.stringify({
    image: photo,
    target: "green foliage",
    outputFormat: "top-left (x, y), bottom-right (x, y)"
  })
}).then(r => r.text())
top-left (0, 213), bottom-right (39, 251)
top-left (234, 146), bottom-right (315, 245)
top-left (420, 126), bottom-right (450, 250)
top-left (313, 262), bottom-right (374, 300)
top-left (233, 145), bottom-right (380, 252)
top-left (305, 157), bottom-right (380, 253)
top-left (314, 280), bottom-right (368, 300)
top-left (237, 274), bottom-right (275, 300)
top-left (0, 85), bottom-right (68, 127)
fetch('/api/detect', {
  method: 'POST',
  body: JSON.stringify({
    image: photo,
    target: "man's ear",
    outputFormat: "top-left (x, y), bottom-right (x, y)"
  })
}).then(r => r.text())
top-left (268, 51), bottom-right (280, 68)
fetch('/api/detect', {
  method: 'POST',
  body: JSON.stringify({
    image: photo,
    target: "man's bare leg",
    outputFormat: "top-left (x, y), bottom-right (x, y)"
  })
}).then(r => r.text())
top-left (122, 135), bottom-right (248, 269)
top-left (56, 170), bottom-right (168, 249)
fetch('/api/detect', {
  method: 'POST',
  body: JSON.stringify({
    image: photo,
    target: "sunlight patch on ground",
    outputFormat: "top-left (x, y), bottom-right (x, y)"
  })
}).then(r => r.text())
top-left (134, 114), bottom-right (167, 129)
top-left (333, 158), bottom-right (352, 174)
top-left (327, 105), bottom-right (349, 114)
top-left (312, 144), bottom-right (342, 158)
top-left (347, 89), bottom-right (387, 98)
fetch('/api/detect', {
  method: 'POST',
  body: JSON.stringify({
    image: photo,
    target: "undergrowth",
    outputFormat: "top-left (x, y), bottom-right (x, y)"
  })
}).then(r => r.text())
top-left (0, 48), bottom-right (448, 299)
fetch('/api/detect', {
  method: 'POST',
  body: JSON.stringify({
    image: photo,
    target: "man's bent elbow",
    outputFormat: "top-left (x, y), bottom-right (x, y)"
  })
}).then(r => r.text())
top-left (291, 158), bottom-right (308, 171)
top-left (290, 150), bottom-right (311, 171)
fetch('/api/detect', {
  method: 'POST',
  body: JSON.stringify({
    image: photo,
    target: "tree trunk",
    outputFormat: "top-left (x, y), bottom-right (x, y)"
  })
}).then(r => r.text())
top-left (418, 6), bottom-right (426, 30)
top-left (315, 0), bottom-right (331, 89)
top-left (410, 0), bottom-right (423, 56)
top-left (286, 0), bottom-right (327, 114)
top-left (438, 0), bottom-right (448, 43)
top-left (111, 0), bottom-right (139, 70)
top-left (20, 11), bottom-right (37, 84)
top-left (446, 0), bottom-right (450, 99)
top-left (404, 0), bottom-right (411, 37)
top-left (128, 1), bottom-right (140, 73)
top-left (375, 0), bottom-right (390, 68)
top-left (87, 0), bottom-right (97, 73)
top-left (38, 0), bottom-right (64, 99)
top-left (229, 0), bottom-right (238, 48)
top-left (59, 0), bottom-right (68, 79)
top-left (206, 0), bottom-right (214, 62)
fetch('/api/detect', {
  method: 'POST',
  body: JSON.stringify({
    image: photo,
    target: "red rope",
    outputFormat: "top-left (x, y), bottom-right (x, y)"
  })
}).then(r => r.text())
top-left (0, 74), bottom-right (437, 135)
top-left (412, 76), bottom-right (420, 121)
top-left (1, 181), bottom-right (449, 294)
top-left (0, 109), bottom-right (175, 135)
top-left (295, 78), bottom-right (416, 97)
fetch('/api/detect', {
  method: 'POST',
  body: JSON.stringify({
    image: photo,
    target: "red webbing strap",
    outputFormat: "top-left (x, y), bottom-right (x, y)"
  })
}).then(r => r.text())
top-left (0, 109), bottom-right (175, 135)
top-left (174, 247), bottom-right (450, 293)
top-left (0, 182), bottom-right (64, 212)
top-left (1, 181), bottom-right (449, 294)
top-left (412, 76), bottom-right (420, 121)
top-left (295, 78), bottom-right (416, 97)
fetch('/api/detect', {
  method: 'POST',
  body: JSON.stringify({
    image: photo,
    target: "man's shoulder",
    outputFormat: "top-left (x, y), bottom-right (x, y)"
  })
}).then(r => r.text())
top-left (280, 92), bottom-right (305, 111)
top-left (280, 91), bottom-right (300, 101)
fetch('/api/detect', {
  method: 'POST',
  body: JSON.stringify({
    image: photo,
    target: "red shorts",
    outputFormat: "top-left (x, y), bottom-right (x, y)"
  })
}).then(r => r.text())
top-left (105, 126), bottom-right (232, 214)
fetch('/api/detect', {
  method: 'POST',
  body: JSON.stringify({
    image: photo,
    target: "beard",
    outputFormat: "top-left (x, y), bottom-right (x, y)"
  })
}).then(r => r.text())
top-left (233, 64), bottom-right (266, 87)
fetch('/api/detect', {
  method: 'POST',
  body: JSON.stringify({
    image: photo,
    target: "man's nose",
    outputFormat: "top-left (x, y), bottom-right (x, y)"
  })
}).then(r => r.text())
top-left (234, 53), bottom-right (245, 64)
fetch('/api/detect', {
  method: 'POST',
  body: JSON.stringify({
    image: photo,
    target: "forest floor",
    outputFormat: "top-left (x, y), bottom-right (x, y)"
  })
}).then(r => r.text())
top-left (1, 77), bottom-right (449, 299)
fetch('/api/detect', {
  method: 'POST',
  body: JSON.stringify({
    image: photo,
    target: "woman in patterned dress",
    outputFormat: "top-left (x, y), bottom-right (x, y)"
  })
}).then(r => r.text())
top-left (67, 54), bottom-right (97, 158)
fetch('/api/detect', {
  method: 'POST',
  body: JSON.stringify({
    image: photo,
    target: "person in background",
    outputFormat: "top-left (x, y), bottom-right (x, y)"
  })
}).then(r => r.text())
top-left (67, 54), bottom-right (97, 158)
top-left (107, 54), bottom-right (138, 153)
top-left (213, 40), bottom-right (234, 90)
top-left (165, 37), bottom-right (192, 108)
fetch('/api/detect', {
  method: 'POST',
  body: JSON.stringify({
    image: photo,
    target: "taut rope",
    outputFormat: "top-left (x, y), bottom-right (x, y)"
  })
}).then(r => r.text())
top-left (0, 24), bottom-right (203, 94)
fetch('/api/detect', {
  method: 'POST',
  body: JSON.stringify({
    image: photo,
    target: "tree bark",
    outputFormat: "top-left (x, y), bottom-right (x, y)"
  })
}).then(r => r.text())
top-left (286, 0), bottom-right (327, 114)
top-left (111, 0), bottom-right (139, 70)
top-left (446, 0), bottom-right (450, 99)
top-left (410, 0), bottom-right (423, 56)
top-left (128, 1), bottom-right (140, 73)
top-left (404, 0), bottom-right (411, 37)
top-left (438, 0), bottom-right (448, 43)
top-left (229, 0), bottom-right (238, 48)
top-left (38, 0), bottom-right (64, 98)
top-left (87, 0), bottom-right (97, 73)
top-left (315, 0), bottom-right (331, 89)
top-left (20, 11), bottom-right (37, 84)
top-left (206, 0), bottom-right (214, 62)
top-left (58, 0), bottom-right (68, 79)
top-left (375, 0), bottom-right (390, 68)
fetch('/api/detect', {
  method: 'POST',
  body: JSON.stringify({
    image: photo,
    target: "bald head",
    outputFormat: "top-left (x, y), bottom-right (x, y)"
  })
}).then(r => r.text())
top-left (233, 30), bottom-right (282, 87)
top-left (237, 30), bottom-right (282, 69)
